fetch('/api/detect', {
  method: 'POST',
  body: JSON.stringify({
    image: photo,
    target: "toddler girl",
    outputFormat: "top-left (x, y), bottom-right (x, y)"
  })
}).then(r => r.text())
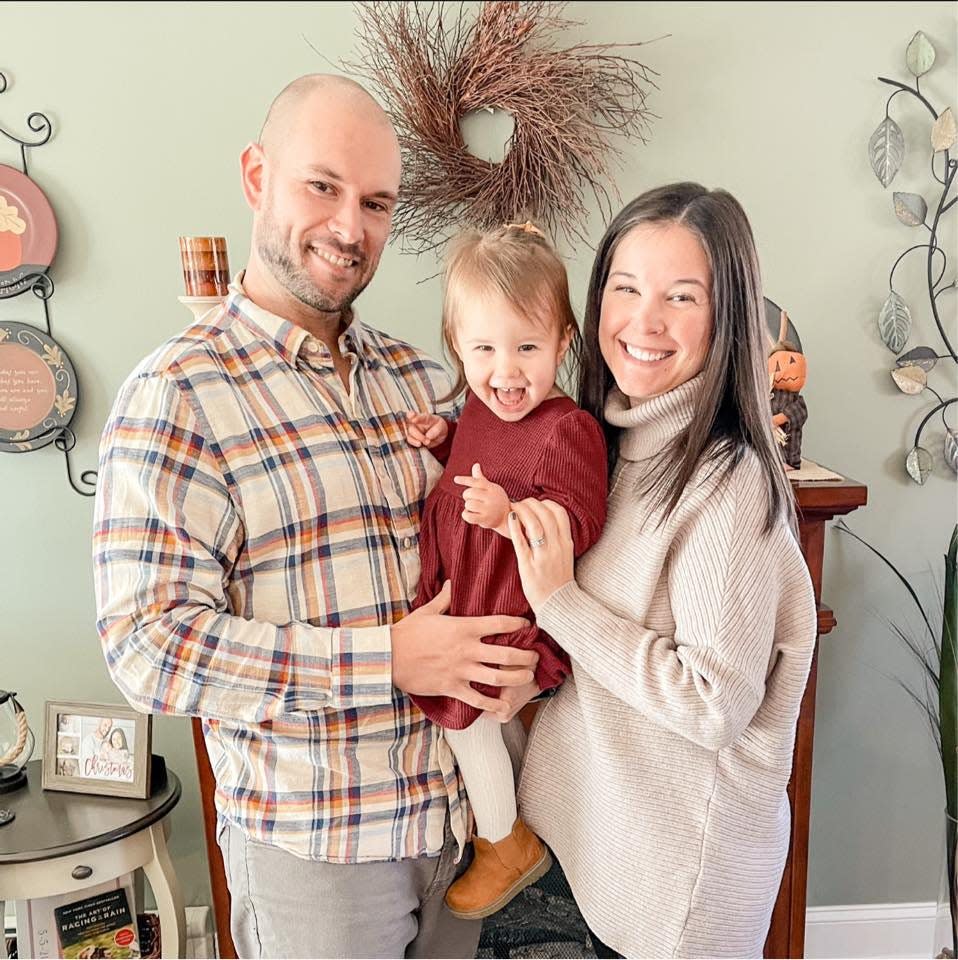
top-left (405, 222), bottom-right (607, 919)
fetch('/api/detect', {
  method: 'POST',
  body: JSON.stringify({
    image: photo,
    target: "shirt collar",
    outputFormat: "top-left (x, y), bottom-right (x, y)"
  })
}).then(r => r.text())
top-left (227, 273), bottom-right (379, 370)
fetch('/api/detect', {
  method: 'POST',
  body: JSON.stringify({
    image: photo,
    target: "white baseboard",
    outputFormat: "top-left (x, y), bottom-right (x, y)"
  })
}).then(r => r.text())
top-left (183, 904), bottom-right (216, 959)
top-left (805, 901), bottom-right (944, 959)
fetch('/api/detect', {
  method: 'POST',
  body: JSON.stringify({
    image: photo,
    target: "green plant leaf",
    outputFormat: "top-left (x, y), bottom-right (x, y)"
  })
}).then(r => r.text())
top-left (906, 445), bottom-right (933, 483)
top-left (893, 192), bottom-right (928, 227)
top-left (940, 526), bottom-right (957, 821)
top-left (879, 291), bottom-right (911, 353)
top-left (906, 30), bottom-right (936, 77)
top-left (836, 521), bottom-right (957, 871)
top-left (868, 117), bottom-right (905, 188)
top-left (835, 520), bottom-right (936, 638)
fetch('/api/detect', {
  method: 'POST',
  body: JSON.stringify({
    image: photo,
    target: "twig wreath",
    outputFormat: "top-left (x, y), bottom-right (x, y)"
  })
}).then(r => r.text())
top-left (343, 1), bottom-right (660, 253)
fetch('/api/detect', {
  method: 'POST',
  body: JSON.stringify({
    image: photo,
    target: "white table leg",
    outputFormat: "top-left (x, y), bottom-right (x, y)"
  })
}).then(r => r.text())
top-left (142, 821), bottom-right (186, 958)
top-left (0, 899), bottom-right (7, 960)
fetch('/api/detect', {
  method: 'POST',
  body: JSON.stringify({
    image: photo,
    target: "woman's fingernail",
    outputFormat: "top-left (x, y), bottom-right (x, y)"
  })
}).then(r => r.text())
top-left (509, 511), bottom-right (517, 521)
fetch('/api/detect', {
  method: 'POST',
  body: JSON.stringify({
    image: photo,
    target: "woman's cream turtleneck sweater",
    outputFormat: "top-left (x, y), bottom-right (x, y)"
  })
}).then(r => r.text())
top-left (518, 376), bottom-right (817, 958)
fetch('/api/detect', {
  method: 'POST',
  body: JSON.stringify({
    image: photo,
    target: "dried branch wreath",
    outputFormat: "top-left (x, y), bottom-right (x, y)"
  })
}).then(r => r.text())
top-left (343, 1), bottom-right (660, 253)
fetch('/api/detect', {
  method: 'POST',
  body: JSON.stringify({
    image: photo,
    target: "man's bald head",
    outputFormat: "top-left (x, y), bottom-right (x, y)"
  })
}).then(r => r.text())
top-left (259, 74), bottom-right (395, 156)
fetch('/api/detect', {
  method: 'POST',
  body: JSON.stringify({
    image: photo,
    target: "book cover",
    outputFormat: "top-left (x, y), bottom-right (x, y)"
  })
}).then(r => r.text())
top-left (14, 872), bottom-right (138, 959)
top-left (53, 888), bottom-right (141, 959)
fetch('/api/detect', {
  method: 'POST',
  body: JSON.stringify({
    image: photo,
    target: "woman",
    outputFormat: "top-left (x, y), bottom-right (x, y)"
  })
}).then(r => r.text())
top-left (100, 727), bottom-right (130, 763)
top-left (507, 183), bottom-right (817, 958)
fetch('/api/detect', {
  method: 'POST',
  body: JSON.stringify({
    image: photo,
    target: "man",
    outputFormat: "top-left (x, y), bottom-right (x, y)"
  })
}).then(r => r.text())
top-left (93, 74), bottom-right (539, 959)
top-left (80, 716), bottom-right (112, 763)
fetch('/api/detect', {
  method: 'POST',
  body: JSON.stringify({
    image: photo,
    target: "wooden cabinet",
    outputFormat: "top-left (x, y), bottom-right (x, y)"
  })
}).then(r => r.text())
top-left (763, 475), bottom-right (867, 958)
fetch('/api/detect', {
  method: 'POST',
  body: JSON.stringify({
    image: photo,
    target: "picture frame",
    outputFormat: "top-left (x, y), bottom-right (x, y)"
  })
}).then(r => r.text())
top-left (42, 700), bottom-right (152, 799)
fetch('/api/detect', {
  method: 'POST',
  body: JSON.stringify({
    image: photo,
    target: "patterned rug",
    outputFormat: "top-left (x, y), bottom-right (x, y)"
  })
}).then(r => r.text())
top-left (478, 860), bottom-right (599, 958)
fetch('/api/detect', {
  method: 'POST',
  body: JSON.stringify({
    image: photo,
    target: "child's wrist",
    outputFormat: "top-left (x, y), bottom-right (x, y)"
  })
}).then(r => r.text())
top-left (493, 505), bottom-right (514, 538)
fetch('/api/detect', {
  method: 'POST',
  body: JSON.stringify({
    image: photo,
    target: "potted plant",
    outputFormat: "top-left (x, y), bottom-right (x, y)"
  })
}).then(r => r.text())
top-left (837, 522), bottom-right (956, 956)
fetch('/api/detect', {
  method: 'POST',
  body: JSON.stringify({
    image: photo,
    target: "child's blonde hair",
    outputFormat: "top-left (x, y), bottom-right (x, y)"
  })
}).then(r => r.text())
top-left (441, 222), bottom-right (579, 400)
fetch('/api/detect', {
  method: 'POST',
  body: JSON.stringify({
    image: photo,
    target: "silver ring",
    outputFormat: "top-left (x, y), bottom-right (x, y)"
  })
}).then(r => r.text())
top-left (529, 536), bottom-right (546, 548)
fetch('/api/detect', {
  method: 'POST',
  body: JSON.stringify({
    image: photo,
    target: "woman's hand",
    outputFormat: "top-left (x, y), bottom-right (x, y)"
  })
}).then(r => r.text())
top-left (508, 498), bottom-right (575, 610)
top-left (454, 463), bottom-right (511, 535)
top-left (405, 412), bottom-right (448, 449)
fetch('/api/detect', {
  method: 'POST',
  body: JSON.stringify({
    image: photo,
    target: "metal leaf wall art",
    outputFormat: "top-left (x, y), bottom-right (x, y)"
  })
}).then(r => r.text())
top-left (869, 116), bottom-right (905, 188)
top-left (868, 30), bottom-right (957, 484)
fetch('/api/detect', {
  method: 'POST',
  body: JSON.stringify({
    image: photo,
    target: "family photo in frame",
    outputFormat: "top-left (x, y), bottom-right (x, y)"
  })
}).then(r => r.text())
top-left (41, 701), bottom-right (152, 799)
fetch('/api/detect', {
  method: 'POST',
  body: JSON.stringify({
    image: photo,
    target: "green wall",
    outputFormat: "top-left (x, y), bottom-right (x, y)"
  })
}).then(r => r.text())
top-left (1, 1), bottom-right (955, 912)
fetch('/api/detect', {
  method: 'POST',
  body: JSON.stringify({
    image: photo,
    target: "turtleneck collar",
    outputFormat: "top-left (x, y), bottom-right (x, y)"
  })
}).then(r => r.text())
top-left (605, 374), bottom-right (703, 462)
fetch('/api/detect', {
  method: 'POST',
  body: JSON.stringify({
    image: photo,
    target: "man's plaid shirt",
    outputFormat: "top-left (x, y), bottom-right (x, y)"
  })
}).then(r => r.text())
top-left (93, 280), bottom-right (467, 862)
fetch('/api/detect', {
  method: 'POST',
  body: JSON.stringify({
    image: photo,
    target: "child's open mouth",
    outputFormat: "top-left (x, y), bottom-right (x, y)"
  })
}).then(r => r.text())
top-left (494, 388), bottom-right (526, 407)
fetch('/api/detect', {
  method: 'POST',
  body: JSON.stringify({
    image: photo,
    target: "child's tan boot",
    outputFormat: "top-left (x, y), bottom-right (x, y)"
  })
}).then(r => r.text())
top-left (444, 817), bottom-right (552, 919)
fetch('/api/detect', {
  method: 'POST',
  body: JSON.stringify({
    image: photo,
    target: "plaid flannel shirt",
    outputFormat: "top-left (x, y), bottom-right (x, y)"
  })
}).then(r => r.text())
top-left (93, 279), bottom-right (467, 862)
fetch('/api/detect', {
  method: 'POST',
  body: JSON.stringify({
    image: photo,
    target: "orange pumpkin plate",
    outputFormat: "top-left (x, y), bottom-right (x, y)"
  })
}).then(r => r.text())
top-left (0, 164), bottom-right (58, 299)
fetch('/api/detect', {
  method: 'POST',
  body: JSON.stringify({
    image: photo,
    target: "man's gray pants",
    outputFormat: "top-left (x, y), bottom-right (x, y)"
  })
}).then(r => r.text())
top-left (218, 821), bottom-right (481, 959)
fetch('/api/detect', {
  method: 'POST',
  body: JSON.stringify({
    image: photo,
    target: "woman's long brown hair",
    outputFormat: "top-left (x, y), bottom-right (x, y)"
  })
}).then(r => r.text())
top-left (578, 182), bottom-right (794, 532)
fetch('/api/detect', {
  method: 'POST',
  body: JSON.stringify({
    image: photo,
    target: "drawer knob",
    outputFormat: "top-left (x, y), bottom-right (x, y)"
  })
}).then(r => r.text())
top-left (71, 865), bottom-right (93, 880)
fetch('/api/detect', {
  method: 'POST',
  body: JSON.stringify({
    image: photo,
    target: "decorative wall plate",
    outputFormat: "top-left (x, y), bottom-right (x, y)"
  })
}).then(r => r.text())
top-left (0, 322), bottom-right (77, 453)
top-left (0, 164), bottom-right (58, 299)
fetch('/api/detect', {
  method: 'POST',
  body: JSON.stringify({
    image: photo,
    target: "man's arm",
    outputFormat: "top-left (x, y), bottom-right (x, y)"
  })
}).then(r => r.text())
top-left (94, 372), bottom-right (395, 723)
top-left (94, 372), bottom-right (537, 723)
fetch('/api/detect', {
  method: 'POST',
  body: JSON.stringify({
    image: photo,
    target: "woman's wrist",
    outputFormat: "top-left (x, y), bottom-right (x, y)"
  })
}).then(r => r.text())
top-left (532, 577), bottom-right (576, 616)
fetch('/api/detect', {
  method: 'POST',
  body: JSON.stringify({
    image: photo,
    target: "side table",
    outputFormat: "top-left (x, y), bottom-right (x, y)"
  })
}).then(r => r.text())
top-left (0, 758), bottom-right (185, 959)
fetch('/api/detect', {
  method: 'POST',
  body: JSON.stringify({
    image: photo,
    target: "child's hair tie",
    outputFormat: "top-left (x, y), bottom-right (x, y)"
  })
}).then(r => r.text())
top-left (504, 220), bottom-right (545, 238)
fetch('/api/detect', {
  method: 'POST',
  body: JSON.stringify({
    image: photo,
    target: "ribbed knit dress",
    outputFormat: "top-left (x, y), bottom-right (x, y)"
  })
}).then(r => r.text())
top-left (410, 392), bottom-right (607, 730)
top-left (517, 376), bottom-right (817, 958)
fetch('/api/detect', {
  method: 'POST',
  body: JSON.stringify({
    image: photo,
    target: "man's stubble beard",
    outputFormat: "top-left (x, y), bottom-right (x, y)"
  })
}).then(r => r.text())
top-left (255, 203), bottom-right (370, 316)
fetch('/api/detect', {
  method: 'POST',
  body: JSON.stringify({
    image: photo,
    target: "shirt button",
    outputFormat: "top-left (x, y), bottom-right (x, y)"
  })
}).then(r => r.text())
top-left (402, 536), bottom-right (414, 549)
top-left (306, 341), bottom-right (319, 354)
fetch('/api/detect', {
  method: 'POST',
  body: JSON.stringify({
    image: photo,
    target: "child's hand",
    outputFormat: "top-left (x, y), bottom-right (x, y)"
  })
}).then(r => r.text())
top-left (454, 463), bottom-right (511, 535)
top-left (405, 412), bottom-right (448, 449)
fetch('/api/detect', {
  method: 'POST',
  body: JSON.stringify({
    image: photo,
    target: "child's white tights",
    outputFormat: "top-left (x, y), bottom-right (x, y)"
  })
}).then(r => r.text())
top-left (444, 714), bottom-right (517, 843)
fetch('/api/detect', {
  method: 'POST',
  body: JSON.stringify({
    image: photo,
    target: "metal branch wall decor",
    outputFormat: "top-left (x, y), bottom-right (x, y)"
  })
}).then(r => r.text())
top-left (0, 71), bottom-right (96, 496)
top-left (868, 31), bottom-right (957, 485)
top-left (343, 1), bottom-right (659, 253)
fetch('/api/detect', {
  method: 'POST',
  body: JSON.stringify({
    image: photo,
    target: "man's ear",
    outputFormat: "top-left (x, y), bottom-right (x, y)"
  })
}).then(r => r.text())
top-left (240, 142), bottom-right (267, 211)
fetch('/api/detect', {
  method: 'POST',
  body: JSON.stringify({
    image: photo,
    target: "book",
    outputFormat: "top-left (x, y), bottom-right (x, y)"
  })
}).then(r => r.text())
top-left (14, 873), bottom-right (138, 959)
top-left (53, 888), bottom-right (141, 959)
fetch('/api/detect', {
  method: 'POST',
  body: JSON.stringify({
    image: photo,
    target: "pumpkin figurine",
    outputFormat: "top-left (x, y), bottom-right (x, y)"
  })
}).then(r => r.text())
top-left (768, 308), bottom-right (808, 470)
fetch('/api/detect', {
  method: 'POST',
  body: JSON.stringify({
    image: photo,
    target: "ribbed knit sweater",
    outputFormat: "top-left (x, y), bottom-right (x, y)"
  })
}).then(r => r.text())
top-left (517, 376), bottom-right (817, 958)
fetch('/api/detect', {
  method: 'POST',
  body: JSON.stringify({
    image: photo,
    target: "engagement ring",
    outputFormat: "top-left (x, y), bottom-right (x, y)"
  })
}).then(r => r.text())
top-left (529, 536), bottom-right (546, 548)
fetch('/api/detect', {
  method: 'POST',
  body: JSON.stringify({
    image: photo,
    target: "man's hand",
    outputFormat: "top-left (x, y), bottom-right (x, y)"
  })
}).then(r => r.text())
top-left (405, 412), bottom-right (448, 449)
top-left (453, 463), bottom-right (511, 536)
top-left (392, 581), bottom-right (537, 719)
top-left (485, 668), bottom-right (541, 724)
